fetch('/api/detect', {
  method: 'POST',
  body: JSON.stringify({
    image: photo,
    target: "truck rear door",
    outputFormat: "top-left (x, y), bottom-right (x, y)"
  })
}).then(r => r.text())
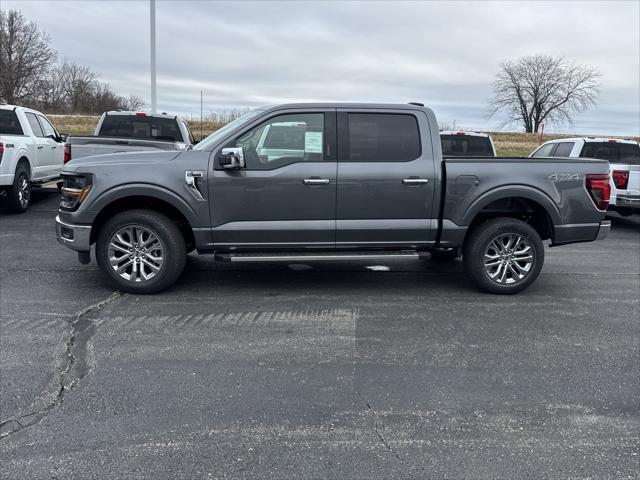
top-left (335, 109), bottom-right (437, 247)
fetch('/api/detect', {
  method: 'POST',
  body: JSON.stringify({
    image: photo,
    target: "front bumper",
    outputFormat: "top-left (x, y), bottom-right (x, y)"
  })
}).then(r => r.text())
top-left (55, 215), bottom-right (91, 252)
top-left (596, 220), bottom-right (611, 241)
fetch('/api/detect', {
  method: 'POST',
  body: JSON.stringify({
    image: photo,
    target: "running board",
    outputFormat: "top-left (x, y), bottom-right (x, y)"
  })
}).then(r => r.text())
top-left (215, 251), bottom-right (420, 263)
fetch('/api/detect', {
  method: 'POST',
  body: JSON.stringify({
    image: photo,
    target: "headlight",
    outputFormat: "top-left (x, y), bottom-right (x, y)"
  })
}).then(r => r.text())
top-left (60, 173), bottom-right (92, 211)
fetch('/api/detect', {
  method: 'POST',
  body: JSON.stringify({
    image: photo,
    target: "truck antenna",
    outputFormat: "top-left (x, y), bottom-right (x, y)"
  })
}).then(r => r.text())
top-left (200, 90), bottom-right (204, 141)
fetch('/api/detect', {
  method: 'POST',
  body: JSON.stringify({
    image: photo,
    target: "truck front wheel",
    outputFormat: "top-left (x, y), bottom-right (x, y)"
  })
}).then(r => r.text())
top-left (463, 218), bottom-right (544, 294)
top-left (96, 209), bottom-right (187, 294)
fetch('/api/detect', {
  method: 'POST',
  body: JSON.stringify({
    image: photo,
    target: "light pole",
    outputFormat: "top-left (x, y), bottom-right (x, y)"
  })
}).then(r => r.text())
top-left (150, 0), bottom-right (157, 114)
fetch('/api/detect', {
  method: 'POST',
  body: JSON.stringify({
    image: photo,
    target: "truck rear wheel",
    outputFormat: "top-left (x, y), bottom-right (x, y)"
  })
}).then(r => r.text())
top-left (96, 209), bottom-right (187, 294)
top-left (463, 217), bottom-right (544, 294)
top-left (6, 164), bottom-right (31, 213)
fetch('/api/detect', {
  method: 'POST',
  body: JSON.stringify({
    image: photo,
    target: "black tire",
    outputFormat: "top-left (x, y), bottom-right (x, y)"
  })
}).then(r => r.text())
top-left (6, 164), bottom-right (31, 213)
top-left (429, 247), bottom-right (459, 261)
top-left (96, 209), bottom-right (187, 294)
top-left (463, 217), bottom-right (544, 294)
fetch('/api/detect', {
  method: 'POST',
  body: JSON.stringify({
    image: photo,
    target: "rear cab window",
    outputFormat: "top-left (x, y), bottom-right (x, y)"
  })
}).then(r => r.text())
top-left (343, 113), bottom-right (421, 162)
top-left (98, 115), bottom-right (183, 142)
top-left (441, 134), bottom-right (494, 157)
top-left (579, 141), bottom-right (640, 165)
top-left (0, 109), bottom-right (24, 135)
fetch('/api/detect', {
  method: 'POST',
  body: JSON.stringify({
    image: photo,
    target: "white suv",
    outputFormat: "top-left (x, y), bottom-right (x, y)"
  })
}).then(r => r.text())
top-left (0, 104), bottom-right (65, 212)
top-left (531, 138), bottom-right (640, 216)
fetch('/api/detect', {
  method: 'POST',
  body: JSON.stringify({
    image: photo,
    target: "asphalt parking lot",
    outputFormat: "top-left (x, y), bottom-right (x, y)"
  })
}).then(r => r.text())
top-left (1, 189), bottom-right (638, 479)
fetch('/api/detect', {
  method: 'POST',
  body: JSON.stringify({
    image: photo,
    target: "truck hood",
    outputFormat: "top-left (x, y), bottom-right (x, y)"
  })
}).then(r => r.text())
top-left (63, 150), bottom-right (183, 172)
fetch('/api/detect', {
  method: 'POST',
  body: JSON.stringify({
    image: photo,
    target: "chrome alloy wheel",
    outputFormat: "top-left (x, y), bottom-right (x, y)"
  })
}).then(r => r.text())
top-left (17, 174), bottom-right (30, 209)
top-left (107, 225), bottom-right (165, 282)
top-left (483, 233), bottom-right (534, 285)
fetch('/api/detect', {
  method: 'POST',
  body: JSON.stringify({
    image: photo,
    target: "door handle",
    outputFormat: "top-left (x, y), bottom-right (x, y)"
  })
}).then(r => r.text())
top-left (51, 145), bottom-right (57, 149)
top-left (402, 177), bottom-right (429, 185)
top-left (303, 178), bottom-right (330, 185)
top-left (37, 146), bottom-right (44, 150)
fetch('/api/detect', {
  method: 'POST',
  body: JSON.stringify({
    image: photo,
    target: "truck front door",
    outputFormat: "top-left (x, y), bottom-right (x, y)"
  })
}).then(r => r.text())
top-left (336, 109), bottom-right (437, 247)
top-left (209, 110), bottom-right (338, 249)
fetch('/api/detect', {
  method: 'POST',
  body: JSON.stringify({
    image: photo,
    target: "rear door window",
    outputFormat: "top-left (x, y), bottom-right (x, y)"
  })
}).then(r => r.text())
top-left (531, 143), bottom-right (557, 157)
top-left (344, 113), bottom-right (421, 162)
top-left (25, 112), bottom-right (44, 137)
top-left (551, 142), bottom-right (575, 157)
top-left (0, 110), bottom-right (24, 135)
top-left (441, 134), bottom-right (494, 156)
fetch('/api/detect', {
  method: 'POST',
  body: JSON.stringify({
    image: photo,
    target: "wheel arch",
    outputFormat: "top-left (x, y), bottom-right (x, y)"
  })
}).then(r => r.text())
top-left (462, 186), bottom-right (561, 243)
top-left (88, 187), bottom-right (196, 249)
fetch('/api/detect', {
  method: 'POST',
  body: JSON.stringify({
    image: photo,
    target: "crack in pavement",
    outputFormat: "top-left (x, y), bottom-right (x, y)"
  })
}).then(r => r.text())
top-left (354, 390), bottom-right (416, 477)
top-left (0, 292), bottom-right (123, 440)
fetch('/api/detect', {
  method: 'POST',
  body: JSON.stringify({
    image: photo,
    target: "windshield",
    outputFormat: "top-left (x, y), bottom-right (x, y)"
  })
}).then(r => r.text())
top-left (193, 108), bottom-right (266, 150)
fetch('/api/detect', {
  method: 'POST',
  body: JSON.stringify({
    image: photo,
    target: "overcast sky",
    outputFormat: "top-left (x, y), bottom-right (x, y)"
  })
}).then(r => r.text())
top-left (4, 0), bottom-right (640, 135)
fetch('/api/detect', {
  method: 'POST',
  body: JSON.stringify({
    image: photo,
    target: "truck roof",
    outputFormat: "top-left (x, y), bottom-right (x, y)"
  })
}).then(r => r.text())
top-left (542, 137), bottom-right (639, 145)
top-left (440, 131), bottom-right (491, 138)
top-left (0, 104), bottom-right (44, 115)
top-left (261, 102), bottom-right (433, 111)
top-left (103, 111), bottom-right (178, 119)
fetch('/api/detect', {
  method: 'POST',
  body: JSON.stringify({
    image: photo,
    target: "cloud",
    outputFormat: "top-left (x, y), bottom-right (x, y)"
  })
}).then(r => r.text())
top-left (3, 0), bottom-right (639, 135)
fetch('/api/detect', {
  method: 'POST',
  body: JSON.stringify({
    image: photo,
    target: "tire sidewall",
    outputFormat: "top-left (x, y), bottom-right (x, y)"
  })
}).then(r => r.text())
top-left (463, 218), bottom-right (544, 294)
top-left (96, 210), bottom-right (186, 294)
top-left (9, 166), bottom-right (31, 213)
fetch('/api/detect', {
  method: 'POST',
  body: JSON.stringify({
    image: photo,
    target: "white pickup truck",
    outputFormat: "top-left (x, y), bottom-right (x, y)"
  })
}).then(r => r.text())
top-left (531, 137), bottom-right (640, 216)
top-left (0, 104), bottom-right (65, 212)
top-left (64, 111), bottom-right (195, 161)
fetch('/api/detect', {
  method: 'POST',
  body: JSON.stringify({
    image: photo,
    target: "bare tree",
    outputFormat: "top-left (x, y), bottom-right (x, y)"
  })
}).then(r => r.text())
top-left (122, 95), bottom-right (145, 111)
top-left (489, 55), bottom-right (600, 133)
top-left (0, 9), bottom-right (56, 104)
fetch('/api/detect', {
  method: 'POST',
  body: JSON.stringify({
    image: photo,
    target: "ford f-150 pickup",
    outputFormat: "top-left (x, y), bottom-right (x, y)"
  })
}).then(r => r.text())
top-left (55, 103), bottom-right (611, 294)
top-left (1, 104), bottom-right (65, 212)
top-left (64, 111), bottom-right (194, 161)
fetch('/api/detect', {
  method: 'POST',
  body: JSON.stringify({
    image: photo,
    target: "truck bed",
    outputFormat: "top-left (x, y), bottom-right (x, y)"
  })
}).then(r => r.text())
top-left (66, 136), bottom-right (187, 159)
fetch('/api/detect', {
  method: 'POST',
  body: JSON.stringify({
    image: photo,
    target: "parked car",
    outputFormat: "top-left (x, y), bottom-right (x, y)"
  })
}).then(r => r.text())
top-left (56, 103), bottom-right (610, 295)
top-left (440, 131), bottom-right (496, 157)
top-left (64, 111), bottom-right (195, 161)
top-left (0, 104), bottom-right (65, 212)
top-left (531, 137), bottom-right (640, 216)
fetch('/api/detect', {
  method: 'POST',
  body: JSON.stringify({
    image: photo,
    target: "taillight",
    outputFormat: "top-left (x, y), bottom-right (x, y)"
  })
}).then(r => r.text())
top-left (0, 142), bottom-right (4, 163)
top-left (612, 170), bottom-right (629, 189)
top-left (135, 112), bottom-right (146, 116)
top-left (64, 144), bottom-right (71, 163)
top-left (585, 174), bottom-right (611, 211)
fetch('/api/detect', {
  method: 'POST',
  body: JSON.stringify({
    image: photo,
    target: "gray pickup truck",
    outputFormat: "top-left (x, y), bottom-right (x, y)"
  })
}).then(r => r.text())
top-left (55, 103), bottom-right (611, 294)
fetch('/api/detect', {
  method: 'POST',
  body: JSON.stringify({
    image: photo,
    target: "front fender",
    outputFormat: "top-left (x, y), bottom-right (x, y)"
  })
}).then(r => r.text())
top-left (86, 183), bottom-right (199, 226)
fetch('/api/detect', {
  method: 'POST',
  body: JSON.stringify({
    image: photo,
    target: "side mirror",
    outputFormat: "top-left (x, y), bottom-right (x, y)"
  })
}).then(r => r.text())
top-left (219, 147), bottom-right (245, 170)
top-left (49, 134), bottom-right (65, 143)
